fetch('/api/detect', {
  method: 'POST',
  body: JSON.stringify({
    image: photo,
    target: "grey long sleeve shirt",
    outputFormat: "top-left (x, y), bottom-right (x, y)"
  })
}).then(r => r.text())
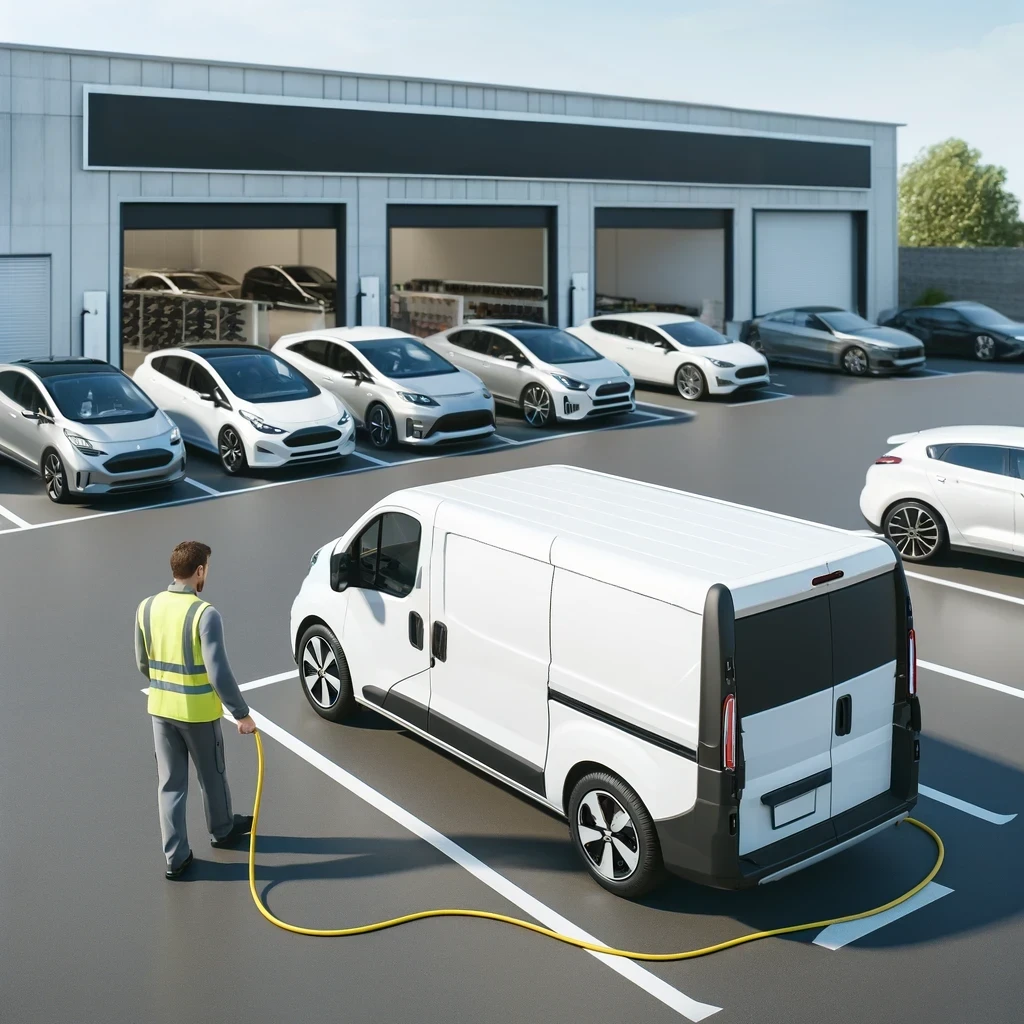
top-left (136, 583), bottom-right (250, 721)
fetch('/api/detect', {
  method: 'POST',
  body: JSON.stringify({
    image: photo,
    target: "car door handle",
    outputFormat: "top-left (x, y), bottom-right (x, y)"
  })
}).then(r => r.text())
top-left (322, 375), bottom-right (335, 383)
top-left (935, 476), bottom-right (945, 483)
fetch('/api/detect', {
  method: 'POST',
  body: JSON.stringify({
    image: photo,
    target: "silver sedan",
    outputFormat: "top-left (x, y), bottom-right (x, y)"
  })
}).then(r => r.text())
top-left (0, 357), bottom-right (185, 503)
top-left (745, 307), bottom-right (926, 376)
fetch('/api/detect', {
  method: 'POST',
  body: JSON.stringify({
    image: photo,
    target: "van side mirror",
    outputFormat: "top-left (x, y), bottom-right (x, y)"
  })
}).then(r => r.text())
top-left (330, 550), bottom-right (351, 592)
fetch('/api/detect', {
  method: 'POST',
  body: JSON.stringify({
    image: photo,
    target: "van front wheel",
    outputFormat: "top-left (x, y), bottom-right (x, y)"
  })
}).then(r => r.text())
top-left (297, 624), bottom-right (356, 722)
top-left (568, 771), bottom-right (665, 898)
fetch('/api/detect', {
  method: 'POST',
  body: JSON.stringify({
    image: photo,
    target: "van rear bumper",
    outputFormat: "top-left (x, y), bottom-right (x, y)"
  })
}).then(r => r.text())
top-left (655, 765), bottom-right (918, 891)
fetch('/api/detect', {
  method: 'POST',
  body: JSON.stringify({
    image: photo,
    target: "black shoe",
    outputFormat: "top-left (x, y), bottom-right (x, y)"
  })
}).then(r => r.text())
top-left (165, 851), bottom-right (194, 880)
top-left (210, 815), bottom-right (254, 849)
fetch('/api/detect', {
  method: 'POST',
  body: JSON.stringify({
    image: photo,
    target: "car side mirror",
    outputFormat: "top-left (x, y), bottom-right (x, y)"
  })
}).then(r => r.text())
top-left (21, 409), bottom-right (39, 420)
top-left (341, 370), bottom-right (361, 382)
top-left (330, 550), bottom-right (351, 592)
top-left (198, 391), bottom-right (214, 402)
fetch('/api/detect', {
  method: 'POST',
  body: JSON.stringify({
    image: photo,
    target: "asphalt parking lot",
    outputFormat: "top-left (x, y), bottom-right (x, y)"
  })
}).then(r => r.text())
top-left (2, 357), bottom-right (1023, 1023)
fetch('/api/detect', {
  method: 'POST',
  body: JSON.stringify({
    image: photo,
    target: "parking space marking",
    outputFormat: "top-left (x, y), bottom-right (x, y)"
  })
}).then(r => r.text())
top-left (919, 659), bottom-right (1024, 701)
top-left (812, 882), bottom-right (954, 951)
top-left (184, 477), bottom-right (222, 496)
top-left (349, 451), bottom-right (393, 467)
top-left (240, 670), bottom-right (298, 692)
top-left (919, 785), bottom-right (1017, 825)
top-left (905, 571), bottom-right (1024, 609)
top-left (0, 501), bottom-right (29, 529)
top-left (726, 392), bottom-right (792, 407)
top-left (239, 707), bottom-right (722, 1021)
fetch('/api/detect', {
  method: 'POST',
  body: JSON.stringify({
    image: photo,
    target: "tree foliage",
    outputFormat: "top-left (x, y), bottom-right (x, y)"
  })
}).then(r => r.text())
top-left (898, 138), bottom-right (1023, 247)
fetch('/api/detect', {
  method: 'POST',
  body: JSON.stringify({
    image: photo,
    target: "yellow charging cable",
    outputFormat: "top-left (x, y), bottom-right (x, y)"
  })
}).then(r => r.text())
top-left (248, 730), bottom-right (944, 960)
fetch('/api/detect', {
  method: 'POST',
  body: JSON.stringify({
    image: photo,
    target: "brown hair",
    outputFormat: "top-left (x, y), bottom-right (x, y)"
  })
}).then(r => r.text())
top-left (170, 541), bottom-right (212, 580)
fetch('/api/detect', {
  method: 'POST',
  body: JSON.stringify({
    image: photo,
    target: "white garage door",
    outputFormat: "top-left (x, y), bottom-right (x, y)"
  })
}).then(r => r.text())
top-left (0, 256), bottom-right (52, 361)
top-left (754, 212), bottom-right (854, 315)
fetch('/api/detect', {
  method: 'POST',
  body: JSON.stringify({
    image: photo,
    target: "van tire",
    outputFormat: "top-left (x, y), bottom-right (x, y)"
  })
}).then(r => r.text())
top-left (568, 771), bottom-right (665, 898)
top-left (297, 623), bottom-right (356, 723)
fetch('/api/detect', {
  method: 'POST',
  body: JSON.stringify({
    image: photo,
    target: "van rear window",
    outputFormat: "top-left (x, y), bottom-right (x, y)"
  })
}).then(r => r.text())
top-left (830, 571), bottom-right (898, 684)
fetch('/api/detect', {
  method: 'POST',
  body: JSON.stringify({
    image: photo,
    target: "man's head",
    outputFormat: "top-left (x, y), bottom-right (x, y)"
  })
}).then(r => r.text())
top-left (170, 541), bottom-right (212, 593)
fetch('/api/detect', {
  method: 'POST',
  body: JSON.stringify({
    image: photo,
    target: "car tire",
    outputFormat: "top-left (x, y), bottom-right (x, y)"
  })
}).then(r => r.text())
top-left (521, 383), bottom-right (556, 427)
top-left (297, 623), bottom-right (356, 723)
top-left (366, 403), bottom-right (397, 449)
top-left (974, 334), bottom-right (996, 361)
top-left (747, 327), bottom-right (765, 354)
top-left (42, 449), bottom-right (70, 504)
top-left (568, 770), bottom-right (665, 899)
top-left (675, 363), bottom-right (707, 401)
top-left (841, 346), bottom-right (870, 376)
top-left (218, 425), bottom-right (248, 476)
top-left (883, 500), bottom-right (947, 563)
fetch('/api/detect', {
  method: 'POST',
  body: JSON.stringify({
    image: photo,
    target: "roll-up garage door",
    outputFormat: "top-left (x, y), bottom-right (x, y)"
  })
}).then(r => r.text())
top-left (754, 212), bottom-right (853, 315)
top-left (0, 256), bottom-right (52, 361)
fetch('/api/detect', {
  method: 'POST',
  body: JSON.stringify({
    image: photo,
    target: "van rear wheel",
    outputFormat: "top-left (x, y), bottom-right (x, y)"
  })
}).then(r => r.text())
top-left (297, 623), bottom-right (356, 722)
top-left (568, 771), bottom-right (664, 898)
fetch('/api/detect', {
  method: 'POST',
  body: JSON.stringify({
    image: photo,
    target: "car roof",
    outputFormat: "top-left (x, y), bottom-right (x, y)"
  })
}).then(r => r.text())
top-left (278, 327), bottom-right (416, 344)
top-left (176, 343), bottom-right (267, 357)
top-left (465, 319), bottom-right (555, 329)
top-left (8, 357), bottom-right (115, 378)
top-left (890, 425), bottom-right (1024, 447)
top-left (590, 312), bottom-right (697, 326)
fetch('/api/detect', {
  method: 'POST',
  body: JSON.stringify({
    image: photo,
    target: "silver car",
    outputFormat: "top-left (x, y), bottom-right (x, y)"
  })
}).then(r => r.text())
top-left (272, 328), bottom-right (496, 449)
top-left (425, 320), bottom-right (635, 427)
top-left (0, 357), bottom-right (185, 503)
top-left (745, 307), bottom-right (926, 376)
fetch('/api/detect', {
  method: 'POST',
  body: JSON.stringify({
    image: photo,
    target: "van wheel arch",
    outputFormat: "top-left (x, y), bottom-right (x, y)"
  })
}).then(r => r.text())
top-left (293, 614), bottom-right (329, 661)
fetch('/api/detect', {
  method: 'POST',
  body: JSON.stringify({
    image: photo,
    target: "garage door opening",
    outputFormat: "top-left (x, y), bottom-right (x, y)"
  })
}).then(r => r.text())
top-left (388, 206), bottom-right (556, 337)
top-left (120, 203), bottom-right (345, 373)
top-left (594, 209), bottom-right (732, 332)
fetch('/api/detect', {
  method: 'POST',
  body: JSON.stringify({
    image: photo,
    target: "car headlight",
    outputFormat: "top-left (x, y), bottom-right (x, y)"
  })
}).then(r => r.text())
top-left (337, 409), bottom-right (350, 425)
top-left (615, 363), bottom-right (632, 377)
top-left (552, 374), bottom-right (588, 391)
top-left (63, 429), bottom-right (106, 456)
top-left (310, 548), bottom-right (320, 568)
top-left (397, 392), bottom-right (439, 407)
top-left (481, 386), bottom-right (492, 399)
top-left (169, 426), bottom-right (181, 445)
top-left (707, 358), bottom-right (735, 369)
top-left (239, 409), bottom-right (285, 434)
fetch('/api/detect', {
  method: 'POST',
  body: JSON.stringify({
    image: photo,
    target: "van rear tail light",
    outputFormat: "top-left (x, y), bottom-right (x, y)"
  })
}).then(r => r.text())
top-left (722, 694), bottom-right (737, 771)
top-left (908, 628), bottom-right (917, 696)
top-left (875, 456), bottom-right (902, 465)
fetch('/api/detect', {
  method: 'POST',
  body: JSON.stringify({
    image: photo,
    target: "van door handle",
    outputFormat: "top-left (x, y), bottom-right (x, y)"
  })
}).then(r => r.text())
top-left (835, 694), bottom-right (853, 737)
top-left (431, 620), bottom-right (448, 663)
top-left (935, 476), bottom-right (945, 483)
top-left (408, 611), bottom-right (424, 651)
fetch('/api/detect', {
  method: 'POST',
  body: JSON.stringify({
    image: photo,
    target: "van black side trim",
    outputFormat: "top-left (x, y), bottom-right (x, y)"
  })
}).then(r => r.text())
top-left (760, 769), bottom-right (832, 809)
top-left (362, 685), bottom-right (429, 733)
top-left (549, 690), bottom-right (697, 762)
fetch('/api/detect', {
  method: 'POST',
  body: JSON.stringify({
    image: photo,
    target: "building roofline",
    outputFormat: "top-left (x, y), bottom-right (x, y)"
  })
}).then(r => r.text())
top-left (1, 40), bottom-right (905, 128)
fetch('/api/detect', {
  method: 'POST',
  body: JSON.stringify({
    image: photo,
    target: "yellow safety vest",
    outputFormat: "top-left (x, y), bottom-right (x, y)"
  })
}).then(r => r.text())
top-left (138, 590), bottom-right (222, 723)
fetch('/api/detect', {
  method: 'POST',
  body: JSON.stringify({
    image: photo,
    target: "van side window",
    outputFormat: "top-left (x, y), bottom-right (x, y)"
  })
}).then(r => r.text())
top-left (351, 513), bottom-right (421, 597)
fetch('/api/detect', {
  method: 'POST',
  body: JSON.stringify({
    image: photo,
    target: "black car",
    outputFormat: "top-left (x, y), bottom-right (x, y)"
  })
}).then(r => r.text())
top-left (240, 265), bottom-right (337, 313)
top-left (879, 301), bottom-right (1024, 362)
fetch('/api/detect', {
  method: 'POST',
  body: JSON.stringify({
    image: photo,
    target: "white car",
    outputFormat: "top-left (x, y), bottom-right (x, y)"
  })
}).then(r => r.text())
top-left (424, 320), bottom-right (635, 426)
top-left (569, 312), bottom-right (769, 401)
top-left (133, 344), bottom-right (355, 475)
top-left (272, 328), bottom-right (495, 449)
top-left (860, 425), bottom-right (1024, 562)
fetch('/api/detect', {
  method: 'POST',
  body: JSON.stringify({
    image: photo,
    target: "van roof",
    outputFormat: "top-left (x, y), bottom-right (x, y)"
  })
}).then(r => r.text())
top-left (393, 465), bottom-right (893, 615)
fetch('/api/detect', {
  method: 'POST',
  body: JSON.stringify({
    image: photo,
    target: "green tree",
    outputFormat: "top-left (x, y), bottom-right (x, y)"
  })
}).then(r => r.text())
top-left (898, 138), bottom-right (1023, 247)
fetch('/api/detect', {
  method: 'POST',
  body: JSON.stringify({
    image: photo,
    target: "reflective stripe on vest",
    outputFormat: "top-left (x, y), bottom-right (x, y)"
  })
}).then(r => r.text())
top-left (140, 591), bottom-right (222, 723)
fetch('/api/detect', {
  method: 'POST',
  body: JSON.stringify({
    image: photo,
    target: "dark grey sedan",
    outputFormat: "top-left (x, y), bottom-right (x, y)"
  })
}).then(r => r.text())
top-left (742, 307), bottom-right (926, 376)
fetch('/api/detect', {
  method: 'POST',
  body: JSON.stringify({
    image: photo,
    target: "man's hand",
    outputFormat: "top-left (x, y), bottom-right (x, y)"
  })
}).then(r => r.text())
top-left (236, 715), bottom-right (257, 735)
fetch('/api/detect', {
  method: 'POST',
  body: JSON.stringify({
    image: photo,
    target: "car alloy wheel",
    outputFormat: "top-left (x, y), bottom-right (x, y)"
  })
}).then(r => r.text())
top-left (842, 346), bottom-right (869, 376)
top-left (747, 328), bottom-right (765, 353)
top-left (218, 426), bottom-right (246, 475)
top-left (884, 502), bottom-right (944, 562)
top-left (577, 790), bottom-right (640, 882)
top-left (974, 334), bottom-right (996, 361)
top-left (302, 635), bottom-right (342, 709)
top-left (522, 384), bottom-right (553, 427)
top-left (43, 450), bottom-right (69, 503)
top-left (367, 404), bottom-right (395, 448)
top-left (675, 364), bottom-right (706, 401)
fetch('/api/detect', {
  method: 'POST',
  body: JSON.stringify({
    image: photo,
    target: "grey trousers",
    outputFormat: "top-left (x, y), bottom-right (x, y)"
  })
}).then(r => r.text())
top-left (153, 717), bottom-right (235, 869)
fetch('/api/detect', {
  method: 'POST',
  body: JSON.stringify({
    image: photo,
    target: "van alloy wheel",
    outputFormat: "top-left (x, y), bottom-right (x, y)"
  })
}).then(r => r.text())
top-left (577, 790), bottom-right (640, 881)
top-left (974, 334), bottom-right (996, 361)
top-left (302, 635), bottom-right (341, 708)
top-left (522, 384), bottom-right (553, 426)
top-left (884, 502), bottom-right (943, 561)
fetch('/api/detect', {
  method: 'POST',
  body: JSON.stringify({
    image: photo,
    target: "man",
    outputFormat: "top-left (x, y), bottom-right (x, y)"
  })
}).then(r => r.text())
top-left (136, 540), bottom-right (257, 880)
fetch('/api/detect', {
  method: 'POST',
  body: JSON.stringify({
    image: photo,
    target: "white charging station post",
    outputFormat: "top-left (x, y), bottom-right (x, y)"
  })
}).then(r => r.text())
top-left (82, 291), bottom-right (108, 360)
top-left (359, 277), bottom-right (381, 327)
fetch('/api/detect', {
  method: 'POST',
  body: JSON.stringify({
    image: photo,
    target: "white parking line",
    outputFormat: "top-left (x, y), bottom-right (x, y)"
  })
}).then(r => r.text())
top-left (919, 785), bottom-right (1017, 825)
top-left (240, 670), bottom-right (298, 692)
top-left (726, 392), bottom-right (792, 407)
top-left (184, 477), bottom-right (221, 496)
top-left (813, 882), bottom-right (953, 951)
top-left (349, 450), bottom-right (393, 467)
top-left (919, 659), bottom-right (1024, 701)
top-left (0, 501), bottom-right (30, 528)
top-left (246, 708), bottom-right (722, 1021)
top-left (905, 571), bottom-right (1024, 609)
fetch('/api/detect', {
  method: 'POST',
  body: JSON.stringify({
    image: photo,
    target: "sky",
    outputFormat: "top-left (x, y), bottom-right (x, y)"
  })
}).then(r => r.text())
top-left (6, 0), bottom-right (1024, 202)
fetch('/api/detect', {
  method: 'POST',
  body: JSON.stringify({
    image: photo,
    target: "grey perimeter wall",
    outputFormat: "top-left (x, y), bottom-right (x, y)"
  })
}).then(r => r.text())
top-left (1, 44), bottom-right (899, 358)
top-left (899, 247), bottom-right (1024, 318)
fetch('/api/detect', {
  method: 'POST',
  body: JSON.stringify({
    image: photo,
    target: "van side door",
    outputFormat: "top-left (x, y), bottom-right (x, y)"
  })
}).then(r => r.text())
top-left (427, 530), bottom-right (552, 793)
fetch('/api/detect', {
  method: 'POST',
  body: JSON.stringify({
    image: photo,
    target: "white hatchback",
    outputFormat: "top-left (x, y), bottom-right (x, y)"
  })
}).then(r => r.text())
top-left (860, 425), bottom-right (1024, 562)
top-left (569, 312), bottom-right (769, 401)
top-left (133, 344), bottom-right (355, 475)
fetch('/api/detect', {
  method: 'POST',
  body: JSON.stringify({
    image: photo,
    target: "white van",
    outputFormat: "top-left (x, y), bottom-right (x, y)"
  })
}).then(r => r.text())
top-left (289, 465), bottom-right (921, 897)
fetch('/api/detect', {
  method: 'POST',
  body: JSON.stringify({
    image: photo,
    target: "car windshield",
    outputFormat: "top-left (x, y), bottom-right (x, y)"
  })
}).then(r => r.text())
top-left (283, 266), bottom-right (335, 285)
top-left (352, 339), bottom-right (457, 379)
top-left (45, 372), bottom-right (158, 424)
top-left (168, 274), bottom-right (222, 294)
top-left (954, 303), bottom-right (1016, 327)
top-left (206, 351), bottom-right (319, 403)
top-left (816, 311), bottom-right (874, 332)
top-left (502, 326), bottom-right (600, 363)
top-left (202, 271), bottom-right (238, 286)
top-left (657, 321), bottom-right (730, 348)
